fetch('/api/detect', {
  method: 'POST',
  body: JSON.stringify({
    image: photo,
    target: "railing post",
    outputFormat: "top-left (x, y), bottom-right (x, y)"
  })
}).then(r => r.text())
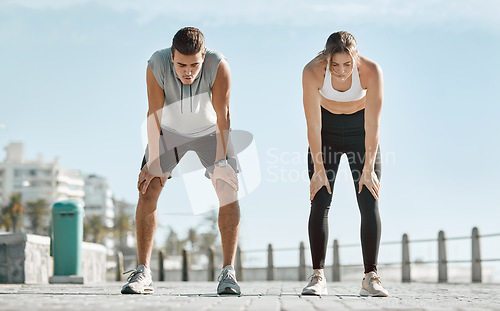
top-left (332, 239), bottom-right (340, 282)
top-left (159, 250), bottom-right (165, 281)
top-left (182, 249), bottom-right (189, 282)
top-left (115, 250), bottom-right (123, 281)
top-left (235, 245), bottom-right (243, 281)
top-left (208, 246), bottom-right (215, 282)
top-left (438, 230), bottom-right (447, 283)
top-left (472, 227), bottom-right (482, 283)
top-left (267, 244), bottom-right (275, 281)
top-left (299, 242), bottom-right (306, 281)
top-left (402, 233), bottom-right (411, 283)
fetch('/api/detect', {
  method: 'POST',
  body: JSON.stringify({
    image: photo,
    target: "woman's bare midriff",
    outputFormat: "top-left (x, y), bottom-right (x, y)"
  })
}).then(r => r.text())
top-left (320, 95), bottom-right (366, 115)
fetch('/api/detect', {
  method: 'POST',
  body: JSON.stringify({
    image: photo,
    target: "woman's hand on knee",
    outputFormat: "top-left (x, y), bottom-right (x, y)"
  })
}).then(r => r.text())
top-left (358, 169), bottom-right (380, 200)
top-left (310, 169), bottom-right (332, 200)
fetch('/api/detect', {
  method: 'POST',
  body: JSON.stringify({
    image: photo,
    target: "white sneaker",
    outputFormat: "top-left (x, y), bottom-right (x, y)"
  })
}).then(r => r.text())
top-left (301, 270), bottom-right (328, 296)
top-left (360, 271), bottom-right (389, 297)
top-left (121, 265), bottom-right (154, 294)
top-left (217, 265), bottom-right (241, 295)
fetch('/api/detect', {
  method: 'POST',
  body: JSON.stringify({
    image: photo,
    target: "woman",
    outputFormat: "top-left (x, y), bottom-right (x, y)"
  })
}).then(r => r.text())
top-left (301, 31), bottom-right (388, 297)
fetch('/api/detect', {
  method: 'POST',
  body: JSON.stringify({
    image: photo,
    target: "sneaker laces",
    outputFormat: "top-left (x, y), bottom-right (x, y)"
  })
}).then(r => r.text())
top-left (217, 269), bottom-right (237, 285)
top-left (369, 274), bottom-right (382, 284)
top-left (123, 268), bottom-right (146, 283)
top-left (309, 272), bottom-right (323, 282)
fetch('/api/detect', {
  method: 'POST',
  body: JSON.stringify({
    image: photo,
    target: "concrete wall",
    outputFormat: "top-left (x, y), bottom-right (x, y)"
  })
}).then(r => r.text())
top-left (81, 241), bottom-right (107, 283)
top-left (0, 233), bottom-right (53, 284)
top-left (0, 233), bottom-right (107, 284)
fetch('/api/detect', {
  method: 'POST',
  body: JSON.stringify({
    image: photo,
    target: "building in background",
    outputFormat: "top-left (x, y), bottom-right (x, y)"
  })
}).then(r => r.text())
top-left (113, 198), bottom-right (136, 250)
top-left (0, 142), bottom-right (85, 233)
top-left (83, 174), bottom-right (116, 250)
top-left (83, 174), bottom-right (115, 228)
top-left (0, 142), bottom-right (85, 206)
top-left (0, 142), bottom-right (137, 250)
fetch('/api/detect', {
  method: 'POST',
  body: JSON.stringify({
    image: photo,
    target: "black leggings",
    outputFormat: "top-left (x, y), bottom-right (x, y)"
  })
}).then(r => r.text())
top-left (308, 107), bottom-right (381, 274)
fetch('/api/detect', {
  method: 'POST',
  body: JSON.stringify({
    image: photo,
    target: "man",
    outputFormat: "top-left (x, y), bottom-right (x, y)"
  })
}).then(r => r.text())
top-left (121, 27), bottom-right (241, 295)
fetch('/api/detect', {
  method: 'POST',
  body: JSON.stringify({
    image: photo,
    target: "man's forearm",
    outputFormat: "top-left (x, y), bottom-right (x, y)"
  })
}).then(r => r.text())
top-left (215, 118), bottom-right (231, 162)
top-left (146, 109), bottom-right (162, 172)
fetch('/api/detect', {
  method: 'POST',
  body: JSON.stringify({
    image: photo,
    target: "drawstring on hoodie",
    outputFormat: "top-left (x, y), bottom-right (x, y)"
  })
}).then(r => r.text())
top-left (190, 84), bottom-right (193, 112)
top-left (180, 84), bottom-right (194, 113)
top-left (180, 84), bottom-right (183, 114)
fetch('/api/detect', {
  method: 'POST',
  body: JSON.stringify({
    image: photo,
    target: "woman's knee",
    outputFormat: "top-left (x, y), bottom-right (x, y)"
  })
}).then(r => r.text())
top-left (311, 187), bottom-right (332, 211)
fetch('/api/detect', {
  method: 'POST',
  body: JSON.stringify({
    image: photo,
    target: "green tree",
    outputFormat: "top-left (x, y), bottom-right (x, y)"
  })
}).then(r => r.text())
top-left (197, 210), bottom-right (219, 254)
top-left (203, 209), bottom-right (218, 233)
top-left (25, 199), bottom-right (50, 235)
top-left (113, 199), bottom-right (136, 250)
top-left (114, 212), bottom-right (134, 248)
top-left (164, 227), bottom-right (179, 255)
top-left (187, 227), bottom-right (198, 252)
top-left (83, 220), bottom-right (91, 241)
top-left (164, 226), bottom-right (188, 255)
top-left (0, 211), bottom-right (12, 232)
top-left (1, 193), bottom-right (23, 232)
top-left (84, 215), bottom-right (108, 244)
top-left (160, 210), bottom-right (222, 266)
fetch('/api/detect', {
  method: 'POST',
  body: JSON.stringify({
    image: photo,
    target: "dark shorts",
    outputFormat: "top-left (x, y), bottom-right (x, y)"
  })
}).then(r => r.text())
top-left (141, 130), bottom-right (238, 179)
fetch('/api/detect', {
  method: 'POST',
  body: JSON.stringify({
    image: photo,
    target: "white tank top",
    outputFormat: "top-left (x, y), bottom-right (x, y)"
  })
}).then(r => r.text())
top-left (319, 62), bottom-right (366, 102)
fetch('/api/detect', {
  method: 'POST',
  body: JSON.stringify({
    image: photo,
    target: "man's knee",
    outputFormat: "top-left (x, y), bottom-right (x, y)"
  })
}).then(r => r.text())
top-left (213, 179), bottom-right (238, 205)
top-left (220, 200), bottom-right (239, 210)
top-left (212, 176), bottom-right (237, 192)
top-left (138, 178), bottom-right (164, 203)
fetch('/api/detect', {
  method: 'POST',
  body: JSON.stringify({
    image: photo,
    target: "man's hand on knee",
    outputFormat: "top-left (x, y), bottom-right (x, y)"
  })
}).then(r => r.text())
top-left (209, 165), bottom-right (238, 191)
top-left (137, 164), bottom-right (169, 195)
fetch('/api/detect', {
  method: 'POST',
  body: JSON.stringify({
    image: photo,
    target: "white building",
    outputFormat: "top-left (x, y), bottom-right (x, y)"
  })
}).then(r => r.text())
top-left (0, 142), bottom-right (85, 234)
top-left (113, 198), bottom-right (137, 249)
top-left (83, 174), bottom-right (116, 250)
top-left (0, 142), bottom-right (137, 250)
top-left (83, 174), bottom-right (115, 227)
top-left (0, 142), bottom-right (85, 214)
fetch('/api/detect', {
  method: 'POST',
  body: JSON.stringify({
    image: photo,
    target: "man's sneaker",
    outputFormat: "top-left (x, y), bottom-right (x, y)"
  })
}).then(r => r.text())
top-left (301, 270), bottom-right (328, 296)
top-left (121, 265), bottom-right (154, 294)
top-left (360, 271), bottom-right (389, 297)
top-left (217, 265), bottom-right (241, 295)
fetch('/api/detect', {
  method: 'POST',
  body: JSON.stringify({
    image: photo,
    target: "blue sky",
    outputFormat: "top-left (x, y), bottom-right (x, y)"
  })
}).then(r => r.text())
top-left (1, 0), bottom-right (500, 272)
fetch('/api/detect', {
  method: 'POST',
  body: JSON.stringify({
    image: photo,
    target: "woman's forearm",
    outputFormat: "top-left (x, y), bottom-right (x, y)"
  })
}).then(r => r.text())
top-left (308, 125), bottom-right (324, 172)
top-left (363, 124), bottom-right (379, 171)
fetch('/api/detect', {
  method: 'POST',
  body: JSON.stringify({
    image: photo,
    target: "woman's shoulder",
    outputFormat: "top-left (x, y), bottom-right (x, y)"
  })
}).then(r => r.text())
top-left (358, 55), bottom-right (382, 78)
top-left (303, 55), bottom-right (327, 78)
top-left (358, 55), bottom-right (383, 89)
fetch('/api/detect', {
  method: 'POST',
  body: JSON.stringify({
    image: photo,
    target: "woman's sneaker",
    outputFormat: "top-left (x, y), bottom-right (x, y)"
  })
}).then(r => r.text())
top-left (217, 265), bottom-right (241, 295)
top-left (301, 270), bottom-right (328, 296)
top-left (359, 271), bottom-right (389, 297)
top-left (121, 265), bottom-right (154, 294)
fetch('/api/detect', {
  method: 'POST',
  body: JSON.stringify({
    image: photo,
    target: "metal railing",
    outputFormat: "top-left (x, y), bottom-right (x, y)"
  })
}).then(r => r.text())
top-left (112, 227), bottom-right (499, 283)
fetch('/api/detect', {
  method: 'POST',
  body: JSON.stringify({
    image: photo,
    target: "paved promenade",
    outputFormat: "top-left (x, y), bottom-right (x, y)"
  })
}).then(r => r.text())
top-left (0, 281), bottom-right (499, 311)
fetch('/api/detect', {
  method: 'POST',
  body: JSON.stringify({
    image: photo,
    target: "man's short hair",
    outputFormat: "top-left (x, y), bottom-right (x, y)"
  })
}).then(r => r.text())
top-left (172, 27), bottom-right (205, 56)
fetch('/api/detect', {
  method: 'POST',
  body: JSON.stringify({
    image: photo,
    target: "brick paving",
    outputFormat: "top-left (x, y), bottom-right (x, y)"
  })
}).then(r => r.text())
top-left (0, 281), bottom-right (499, 310)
